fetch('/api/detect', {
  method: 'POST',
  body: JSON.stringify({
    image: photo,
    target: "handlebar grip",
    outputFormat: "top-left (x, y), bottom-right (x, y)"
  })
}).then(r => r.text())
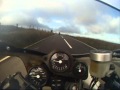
top-left (113, 49), bottom-right (120, 58)
top-left (102, 72), bottom-right (120, 90)
top-left (104, 80), bottom-right (120, 90)
top-left (112, 80), bottom-right (120, 90)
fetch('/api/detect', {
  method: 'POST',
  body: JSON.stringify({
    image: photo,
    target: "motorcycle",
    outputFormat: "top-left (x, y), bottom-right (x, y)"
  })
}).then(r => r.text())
top-left (0, 41), bottom-right (120, 90)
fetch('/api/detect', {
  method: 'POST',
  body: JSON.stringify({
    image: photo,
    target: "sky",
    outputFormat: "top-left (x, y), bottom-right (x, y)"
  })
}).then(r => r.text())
top-left (0, 0), bottom-right (120, 44)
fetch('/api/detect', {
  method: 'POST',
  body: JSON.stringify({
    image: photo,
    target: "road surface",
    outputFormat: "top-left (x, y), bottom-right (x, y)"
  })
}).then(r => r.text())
top-left (27, 34), bottom-right (96, 54)
top-left (0, 34), bottom-right (120, 90)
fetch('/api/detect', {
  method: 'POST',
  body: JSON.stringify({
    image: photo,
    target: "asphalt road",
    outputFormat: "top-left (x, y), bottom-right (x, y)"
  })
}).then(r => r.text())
top-left (28, 34), bottom-right (96, 54)
top-left (0, 34), bottom-right (120, 90)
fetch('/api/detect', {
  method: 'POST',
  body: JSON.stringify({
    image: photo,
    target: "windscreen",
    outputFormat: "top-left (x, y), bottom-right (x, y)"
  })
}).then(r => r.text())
top-left (0, 0), bottom-right (120, 54)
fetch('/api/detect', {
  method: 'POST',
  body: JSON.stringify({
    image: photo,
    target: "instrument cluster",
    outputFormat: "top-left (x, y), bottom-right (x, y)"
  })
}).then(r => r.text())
top-left (27, 50), bottom-right (88, 88)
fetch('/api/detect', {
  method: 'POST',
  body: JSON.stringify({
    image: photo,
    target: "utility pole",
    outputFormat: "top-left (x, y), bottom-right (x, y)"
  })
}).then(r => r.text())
top-left (29, 25), bottom-right (31, 29)
top-left (16, 24), bottom-right (18, 28)
top-left (119, 30), bottom-right (120, 44)
top-left (51, 30), bottom-right (53, 33)
top-left (33, 25), bottom-right (34, 29)
top-left (0, 22), bottom-right (1, 30)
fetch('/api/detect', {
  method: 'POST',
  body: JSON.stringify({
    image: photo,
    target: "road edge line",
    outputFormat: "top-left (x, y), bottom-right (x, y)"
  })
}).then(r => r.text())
top-left (0, 56), bottom-right (11, 63)
top-left (24, 34), bottom-right (55, 48)
top-left (64, 39), bottom-right (72, 49)
top-left (0, 35), bottom-right (55, 62)
top-left (65, 36), bottom-right (97, 50)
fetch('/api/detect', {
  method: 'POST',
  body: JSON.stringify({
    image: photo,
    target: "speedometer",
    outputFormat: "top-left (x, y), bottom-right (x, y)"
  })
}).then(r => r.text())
top-left (49, 51), bottom-right (71, 72)
top-left (28, 66), bottom-right (48, 88)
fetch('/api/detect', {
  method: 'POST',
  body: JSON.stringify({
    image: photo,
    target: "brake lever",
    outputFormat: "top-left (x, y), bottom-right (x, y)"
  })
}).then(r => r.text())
top-left (0, 75), bottom-right (20, 90)
top-left (0, 72), bottom-right (37, 90)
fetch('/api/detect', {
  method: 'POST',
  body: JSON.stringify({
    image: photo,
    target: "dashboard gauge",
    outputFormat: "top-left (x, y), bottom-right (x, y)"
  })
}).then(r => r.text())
top-left (49, 52), bottom-right (71, 72)
top-left (73, 62), bottom-right (88, 79)
top-left (28, 66), bottom-right (48, 88)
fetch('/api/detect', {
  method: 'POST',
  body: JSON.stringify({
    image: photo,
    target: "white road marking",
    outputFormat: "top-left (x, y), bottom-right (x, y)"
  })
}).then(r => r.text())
top-left (64, 39), bottom-right (72, 49)
top-left (68, 36), bottom-right (97, 50)
top-left (0, 56), bottom-right (11, 63)
top-left (61, 35), bottom-right (72, 49)
top-left (25, 35), bottom-right (55, 48)
top-left (61, 36), bottom-right (64, 39)
top-left (79, 41), bottom-right (97, 50)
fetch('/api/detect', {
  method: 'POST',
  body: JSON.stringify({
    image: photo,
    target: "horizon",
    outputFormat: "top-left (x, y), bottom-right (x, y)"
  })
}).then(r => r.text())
top-left (0, 0), bottom-right (120, 44)
top-left (0, 24), bottom-right (119, 45)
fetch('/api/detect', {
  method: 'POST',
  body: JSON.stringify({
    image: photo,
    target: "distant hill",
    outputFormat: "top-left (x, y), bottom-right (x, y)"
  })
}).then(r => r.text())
top-left (0, 25), bottom-right (119, 50)
top-left (0, 25), bottom-right (18, 32)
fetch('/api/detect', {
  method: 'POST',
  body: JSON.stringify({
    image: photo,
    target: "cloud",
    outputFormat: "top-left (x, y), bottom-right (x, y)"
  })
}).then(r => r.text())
top-left (108, 17), bottom-right (120, 34)
top-left (83, 15), bottom-right (120, 34)
top-left (0, 12), bottom-right (50, 29)
top-left (0, 0), bottom-right (2, 5)
top-left (72, 1), bottom-right (99, 26)
top-left (0, 0), bottom-right (119, 43)
top-left (0, 0), bottom-right (66, 16)
top-left (57, 25), bottom-right (80, 34)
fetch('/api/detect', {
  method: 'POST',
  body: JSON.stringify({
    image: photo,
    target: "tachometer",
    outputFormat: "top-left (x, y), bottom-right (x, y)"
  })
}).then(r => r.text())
top-left (28, 66), bottom-right (48, 88)
top-left (49, 51), bottom-right (71, 72)
top-left (73, 62), bottom-right (88, 80)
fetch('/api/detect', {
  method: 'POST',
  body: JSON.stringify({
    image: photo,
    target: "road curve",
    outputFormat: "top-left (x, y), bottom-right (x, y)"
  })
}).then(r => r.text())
top-left (28, 34), bottom-right (95, 54)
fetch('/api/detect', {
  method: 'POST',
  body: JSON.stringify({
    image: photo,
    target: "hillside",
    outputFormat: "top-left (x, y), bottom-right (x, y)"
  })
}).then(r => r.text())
top-left (0, 25), bottom-right (54, 47)
top-left (72, 36), bottom-right (120, 50)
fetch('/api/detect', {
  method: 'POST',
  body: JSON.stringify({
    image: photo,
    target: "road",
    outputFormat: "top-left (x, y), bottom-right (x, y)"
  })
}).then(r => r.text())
top-left (0, 34), bottom-right (96, 64)
top-left (27, 34), bottom-right (96, 54)
top-left (0, 34), bottom-right (120, 90)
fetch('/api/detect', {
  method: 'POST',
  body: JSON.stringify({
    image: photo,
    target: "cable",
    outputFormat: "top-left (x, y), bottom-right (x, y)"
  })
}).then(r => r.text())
top-left (89, 76), bottom-right (98, 90)
top-left (89, 76), bottom-right (95, 89)
top-left (90, 78), bottom-right (98, 90)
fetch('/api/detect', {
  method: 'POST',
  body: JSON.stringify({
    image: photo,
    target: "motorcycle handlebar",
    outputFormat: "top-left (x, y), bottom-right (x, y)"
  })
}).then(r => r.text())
top-left (102, 72), bottom-right (120, 90)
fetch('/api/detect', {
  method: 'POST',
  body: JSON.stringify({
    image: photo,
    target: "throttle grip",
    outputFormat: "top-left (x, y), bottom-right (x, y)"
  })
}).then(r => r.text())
top-left (102, 72), bottom-right (120, 90)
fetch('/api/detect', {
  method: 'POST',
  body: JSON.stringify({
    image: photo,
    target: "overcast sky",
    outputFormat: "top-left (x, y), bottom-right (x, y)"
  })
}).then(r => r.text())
top-left (0, 0), bottom-right (120, 44)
